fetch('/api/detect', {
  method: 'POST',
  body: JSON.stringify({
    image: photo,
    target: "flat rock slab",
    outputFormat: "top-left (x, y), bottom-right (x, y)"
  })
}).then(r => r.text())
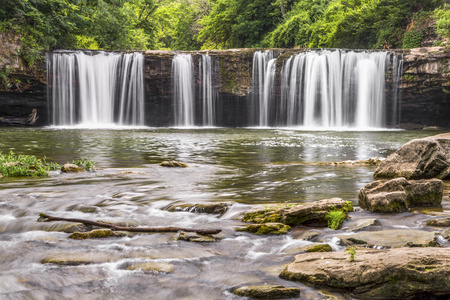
top-left (126, 262), bottom-right (174, 273)
top-left (280, 248), bottom-right (450, 299)
top-left (336, 229), bottom-right (439, 248)
top-left (236, 222), bottom-right (291, 235)
top-left (42, 253), bottom-right (117, 266)
top-left (233, 284), bottom-right (300, 299)
top-left (374, 133), bottom-right (450, 180)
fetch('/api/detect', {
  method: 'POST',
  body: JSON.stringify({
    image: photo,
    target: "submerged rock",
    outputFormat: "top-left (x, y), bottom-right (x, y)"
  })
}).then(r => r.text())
top-left (374, 133), bottom-right (450, 180)
top-left (61, 163), bottom-right (84, 173)
top-left (298, 230), bottom-right (321, 241)
top-left (176, 231), bottom-right (216, 242)
top-left (342, 218), bottom-right (380, 231)
top-left (42, 253), bottom-right (117, 265)
top-left (243, 198), bottom-right (353, 227)
top-left (233, 284), bottom-right (300, 299)
top-left (236, 223), bottom-right (291, 235)
top-left (167, 202), bottom-right (232, 216)
top-left (336, 229), bottom-right (439, 248)
top-left (126, 262), bottom-right (174, 273)
top-left (358, 177), bottom-right (443, 212)
top-left (318, 157), bottom-right (385, 166)
top-left (159, 160), bottom-right (188, 167)
top-left (280, 248), bottom-right (450, 299)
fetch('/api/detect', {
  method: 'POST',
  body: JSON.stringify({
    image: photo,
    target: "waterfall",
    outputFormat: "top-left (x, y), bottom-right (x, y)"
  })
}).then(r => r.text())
top-left (172, 54), bottom-right (195, 126)
top-left (276, 49), bottom-right (402, 128)
top-left (200, 54), bottom-right (215, 126)
top-left (251, 50), bottom-right (276, 126)
top-left (47, 51), bottom-right (144, 126)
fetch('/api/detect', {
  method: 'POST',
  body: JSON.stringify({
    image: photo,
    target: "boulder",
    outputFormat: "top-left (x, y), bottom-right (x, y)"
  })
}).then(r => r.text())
top-left (358, 177), bottom-right (443, 212)
top-left (233, 285), bottom-right (300, 299)
top-left (159, 160), bottom-right (188, 167)
top-left (280, 248), bottom-right (450, 299)
top-left (243, 198), bottom-right (352, 227)
top-left (336, 229), bottom-right (440, 248)
top-left (235, 223), bottom-right (291, 235)
top-left (61, 163), bottom-right (84, 173)
top-left (374, 133), bottom-right (450, 180)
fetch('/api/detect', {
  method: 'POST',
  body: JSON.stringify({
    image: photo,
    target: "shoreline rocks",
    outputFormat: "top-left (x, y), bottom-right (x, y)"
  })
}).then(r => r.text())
top-left (233, 285), bottom-right (300, 299)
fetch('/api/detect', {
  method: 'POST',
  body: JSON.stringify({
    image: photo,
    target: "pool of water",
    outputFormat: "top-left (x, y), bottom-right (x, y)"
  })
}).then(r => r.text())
top-left (0, 128), bottom-right (447, 299)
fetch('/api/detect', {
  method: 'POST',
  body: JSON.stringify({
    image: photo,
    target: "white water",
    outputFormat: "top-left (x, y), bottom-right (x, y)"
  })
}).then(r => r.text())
top-left (47, 51), bottom-right (144, 126)
top-left (172, 54), bottom-right (195, 126)
top-left (200, 54), bottom-right (215, 126)
top-left (255, 49), bottom-right (404, 128)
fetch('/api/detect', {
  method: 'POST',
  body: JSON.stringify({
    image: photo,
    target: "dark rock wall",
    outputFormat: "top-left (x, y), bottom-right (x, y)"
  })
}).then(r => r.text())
top-left (1, 41), bottom-right (450, 128)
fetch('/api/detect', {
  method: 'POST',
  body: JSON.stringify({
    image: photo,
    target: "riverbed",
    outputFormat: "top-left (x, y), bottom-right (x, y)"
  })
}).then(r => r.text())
top-left (0, 128), bottom-right (448, 299)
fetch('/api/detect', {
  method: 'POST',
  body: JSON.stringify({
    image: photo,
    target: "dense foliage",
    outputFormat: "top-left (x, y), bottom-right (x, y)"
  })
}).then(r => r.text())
top-left (0, 0), bottom-right (450, 54)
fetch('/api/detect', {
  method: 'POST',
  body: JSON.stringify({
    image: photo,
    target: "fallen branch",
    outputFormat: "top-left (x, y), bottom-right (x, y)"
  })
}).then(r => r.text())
top-left (38, 213), bottom-right (221, 235)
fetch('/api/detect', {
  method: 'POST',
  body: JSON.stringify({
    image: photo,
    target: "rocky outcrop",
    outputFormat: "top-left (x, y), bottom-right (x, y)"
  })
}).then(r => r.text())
top-left (242, 198), bottom-right (353, 227)
top-left (374, 133), bottom-right (450, 180)
top-left (280, 248), bottom-right (450, 299)
top-left (233, 285), bottom-right (300, 299)
top-left (358, 177), bottom-right (443, 212)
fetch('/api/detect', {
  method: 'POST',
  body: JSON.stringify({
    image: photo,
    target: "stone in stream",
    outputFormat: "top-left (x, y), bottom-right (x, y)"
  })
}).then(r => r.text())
top-left (427, 217), bottom-right (450, 227)
top-left (280, 248), bottom-right (450, 299)
top-left (159, 160), bottom-right (188, 167)
top-left (61, 163), bottom-right (84, 173)
top-left (126, 262), bottom-right (174, 273)
top-left (242, 198), bottom-right (353, 227)
top-left (342, 218), bottom-right (380, 231)
top-left (233, 285), bottom-right (300, 299)
top-left (235, 223), bottom-right (291, 235)
top-left (42, 253), bottom-right (117, 266)
top-left (336, 229), bottom-right (440, 248)
top-left (68, 229), bottom-right (125, 239)
top-left (167, 202), bottom-right (232, 216)
top-left (358, 177), bottom-right (443, 213)
top-left (176, 231), bottom-right (216, 242)
top-left (305, 244), bottom-right (332, 253)
top-left (374, 133), bottom-right (450, 180)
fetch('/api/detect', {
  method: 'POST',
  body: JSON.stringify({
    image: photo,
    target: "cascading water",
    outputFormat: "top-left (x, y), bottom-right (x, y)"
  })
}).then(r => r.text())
top-left (172, 54), bottom-right (195, 127)
top-left (200, 54), bottom-right (215, 126)
top-left (47, 51), bottom-right (144, 126)
top-left (251, 50), bottom-right (276, 126)
top-left (257, 49), bottom-right (404, 128)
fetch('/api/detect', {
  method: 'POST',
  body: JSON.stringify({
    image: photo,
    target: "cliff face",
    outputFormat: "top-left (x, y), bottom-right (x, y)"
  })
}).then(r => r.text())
top-left (1, 41), bottom-right (450, 128)
top-left (0, 33), bottom-right (47, 125)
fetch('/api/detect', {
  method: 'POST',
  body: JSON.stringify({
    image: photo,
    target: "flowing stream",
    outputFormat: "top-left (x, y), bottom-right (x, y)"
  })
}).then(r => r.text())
top-left (0, 128), bottom-right (448, 299)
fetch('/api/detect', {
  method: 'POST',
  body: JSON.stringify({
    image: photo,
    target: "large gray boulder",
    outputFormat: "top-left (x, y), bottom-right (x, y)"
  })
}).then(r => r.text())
top-left (374, 133), bottom-right (450, 180)
top-left (358, 177), bottom-right (443, 212)
top-left (280, 248), bottom-right (450, 299)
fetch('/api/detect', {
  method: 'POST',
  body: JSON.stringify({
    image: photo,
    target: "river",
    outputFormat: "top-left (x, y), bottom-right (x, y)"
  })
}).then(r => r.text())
top-left (0, 128), bottom-right (448, 299)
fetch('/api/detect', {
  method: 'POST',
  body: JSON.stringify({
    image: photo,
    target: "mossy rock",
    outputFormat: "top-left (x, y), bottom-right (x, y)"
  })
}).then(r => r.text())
top-left (61, 163), bottom-right (84, 173)
top-left (427, 217), bottom-right (450, 227)
top-left (68, 229), bottom-right (125, 239)
top-left (167, 202), bottom-right (232, 216)
top-left (160, 161), bottom-right (188, 167)
top-left (236, 223), bottom-right (291, 235)
top-left (305, 244), bottom-right (333, 253)
top-left (126, 262), bottom-right (174, 273)
top-left (233, 284), bottom-right (300, 299)
top-left (42, 253), bottom-right (116, 265)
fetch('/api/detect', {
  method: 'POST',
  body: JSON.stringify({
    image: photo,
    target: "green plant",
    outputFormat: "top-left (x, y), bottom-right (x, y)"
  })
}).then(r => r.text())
top-left (347, 246), bottom-right (356, 262)
top-left (326, 209), bottom-right (346, 230)
top-left (0, 151), bottom-right (61, 177)
top-left (72, 157), bottom-right (96, 171)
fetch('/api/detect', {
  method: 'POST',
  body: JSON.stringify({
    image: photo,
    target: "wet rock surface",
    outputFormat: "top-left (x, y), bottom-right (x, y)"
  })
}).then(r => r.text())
top-left (427, 217), bottom-right (450, 227)
top-left (233, 284), bottom-right (301, 299)
top-left (61, 163), bottom-right (84, 173)
top-left (358, 177), bottom-right (443, 212)
top-left (336, 229), bottom-right (439, 248)
top-left (167, 202), bottom-right (232, 216)
top-left (236, 222), bottom-right (291, 235)
top-left (280, 248), bottom-right (450, 299)
top-left (374, 133), bottom-right (450, 180)
top-left (176, 231), bottom-right (216, 242)
top-left (126, 262), bottom-right (174, 273)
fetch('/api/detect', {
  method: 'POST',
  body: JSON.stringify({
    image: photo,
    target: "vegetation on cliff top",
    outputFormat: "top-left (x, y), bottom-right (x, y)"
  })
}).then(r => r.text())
top-left (1, 0), bottom-right (450, 57)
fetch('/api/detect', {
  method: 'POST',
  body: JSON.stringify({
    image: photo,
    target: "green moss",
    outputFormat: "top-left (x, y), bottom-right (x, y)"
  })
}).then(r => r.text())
top-left (68, 229), bottom-right (121, 239)
top-left (305, 244), bottom-right (332, 252)
top-left (236, 223), bottom-right (291, 235)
